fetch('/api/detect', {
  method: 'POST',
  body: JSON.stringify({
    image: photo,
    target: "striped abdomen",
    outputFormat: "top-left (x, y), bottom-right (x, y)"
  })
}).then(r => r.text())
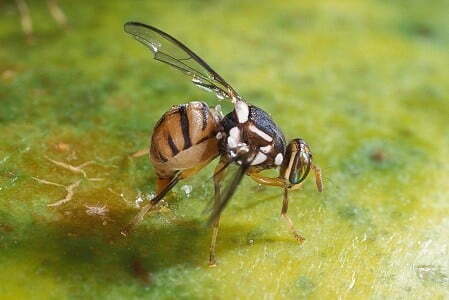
top-left (150, 101), bottom-right (221, 178)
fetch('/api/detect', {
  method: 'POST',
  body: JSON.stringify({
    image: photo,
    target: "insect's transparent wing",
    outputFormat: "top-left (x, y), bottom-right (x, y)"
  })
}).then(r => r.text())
top-left (124, 22), bottom-right (241, 101)
top-left (207, 156), bottom-right (251, 225)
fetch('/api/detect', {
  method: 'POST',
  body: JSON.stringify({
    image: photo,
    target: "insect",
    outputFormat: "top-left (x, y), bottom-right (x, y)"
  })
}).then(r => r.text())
top-left (122, 22), bottom-right (323, 266)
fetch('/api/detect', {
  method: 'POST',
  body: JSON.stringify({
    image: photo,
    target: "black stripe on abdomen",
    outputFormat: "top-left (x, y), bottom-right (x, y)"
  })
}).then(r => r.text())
top-left (179, 105), bottom-right (192, 150)
top-left (167, 134), bottom-right (179, 156)
top-left (158, 150), bottom-right (168, 162)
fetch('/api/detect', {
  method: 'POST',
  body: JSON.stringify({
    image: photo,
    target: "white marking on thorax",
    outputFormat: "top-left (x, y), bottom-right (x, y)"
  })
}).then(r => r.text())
top-left (248, 124), bottom-right (273, 142)
top-left (260, 145), bottom-right (272, 154)
top-left (275, 153), bottom-right (283, 166)
top-left (251, 152), bottom-right (267, 165)
top-left (235, 101), bottom-right (249, 123)
top-left (216, 132), bottom-right (223, 140)
top-left (227, 126), bottom-right (240, 148)
top-left (234, 143), bottom-right (249, 163)
top-left (237, 143), bottom-right (249, 153)
top-left (230, 127), bottom-right (240, 141)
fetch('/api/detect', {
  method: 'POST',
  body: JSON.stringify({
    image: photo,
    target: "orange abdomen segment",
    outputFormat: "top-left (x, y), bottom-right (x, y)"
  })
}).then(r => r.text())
top-left (150, 101), bottom-right (220, 178)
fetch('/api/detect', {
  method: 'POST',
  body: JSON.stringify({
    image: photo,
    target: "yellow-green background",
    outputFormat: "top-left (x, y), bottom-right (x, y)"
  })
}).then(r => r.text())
top-left (1, 0), bottom-right (448, 299)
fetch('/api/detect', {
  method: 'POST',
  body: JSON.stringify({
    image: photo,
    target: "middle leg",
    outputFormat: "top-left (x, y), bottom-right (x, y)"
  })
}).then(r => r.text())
top-left (209, 216), bottom-right (221, 267)
top-left (208, 157), bottom-right (228, 266)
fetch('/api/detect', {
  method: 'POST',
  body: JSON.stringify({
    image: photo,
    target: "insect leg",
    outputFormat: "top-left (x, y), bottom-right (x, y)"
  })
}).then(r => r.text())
top-left (209, 157), bottom-right (228, 266)
top-left (154, 177), bottom-right (169, 193)
top-left (15, 0), bottom-right (33, 40)
top-left (208, 161), bottom-right (248, 225)
top-left (281, 187), bottom-right (305, 244)
top-left (247, 171), bottom-right (285, 187)
top-left (47, 0), bottom-right (68, 29)
top-left (209, 217), bottom-right (220, 267)
top-left (312, 164), bottom-right (323, 192)
top-left (248, 170), bottom-right (316, 243)
top-left (121, 172), bottom-right (181, 236)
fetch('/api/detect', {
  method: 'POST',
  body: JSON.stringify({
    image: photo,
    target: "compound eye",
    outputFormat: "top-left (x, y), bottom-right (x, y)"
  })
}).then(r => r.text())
top-left (280, 139), bottom-right (313, 186)
top-left (289, 150), bottom-right (311, 185)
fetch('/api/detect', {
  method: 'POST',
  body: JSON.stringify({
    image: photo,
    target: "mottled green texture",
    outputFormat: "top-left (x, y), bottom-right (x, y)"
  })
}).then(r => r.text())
top-left (1, 0), bottom-right (448, 299)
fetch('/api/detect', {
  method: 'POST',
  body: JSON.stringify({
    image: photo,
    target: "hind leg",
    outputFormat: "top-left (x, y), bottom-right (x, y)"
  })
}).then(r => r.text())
top-left (135, 177), bottom-right (175, 220)
top-left (122, 159), bottom-right (214, 236)
top-left (121, 173), bottom-right (181, 236)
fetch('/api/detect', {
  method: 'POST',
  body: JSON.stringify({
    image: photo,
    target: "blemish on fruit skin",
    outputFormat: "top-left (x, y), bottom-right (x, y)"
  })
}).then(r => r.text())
top-left (0, 223), bottom-right (13, 233)
top-left (131, 258), bottom-right (153, 286)
top-left (370, 149), bottom-right (386, 163)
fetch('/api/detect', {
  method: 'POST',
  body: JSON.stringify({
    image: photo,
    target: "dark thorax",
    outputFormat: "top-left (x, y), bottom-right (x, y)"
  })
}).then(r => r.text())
top-left (219, 101), bottom-right (287, 171)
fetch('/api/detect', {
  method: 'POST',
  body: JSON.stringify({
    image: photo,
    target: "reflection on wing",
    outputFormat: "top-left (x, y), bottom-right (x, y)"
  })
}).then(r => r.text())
top-left (207, 158), bottom-right (251, 225)
top-left (124, 21), bottom-right (241, 102)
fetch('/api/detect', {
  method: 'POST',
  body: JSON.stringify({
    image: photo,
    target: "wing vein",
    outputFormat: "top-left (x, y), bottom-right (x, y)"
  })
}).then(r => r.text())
top-left (124, 21), bottom-right (242, 101)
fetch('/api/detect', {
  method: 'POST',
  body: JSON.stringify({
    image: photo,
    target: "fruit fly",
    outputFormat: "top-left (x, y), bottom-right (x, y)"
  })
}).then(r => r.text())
top-left (122, 22), bottom-right (323, 266)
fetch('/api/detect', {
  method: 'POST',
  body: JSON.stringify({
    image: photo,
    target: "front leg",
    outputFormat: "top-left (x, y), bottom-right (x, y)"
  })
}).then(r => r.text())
top-left (281, 188), bottom-right (305, 244)
top-left (247, 170), bottom-right (285, 187)
top-left (312, 164), bottom-right (323, 192)
top-left (247, 170), bottom-right (305, 243)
